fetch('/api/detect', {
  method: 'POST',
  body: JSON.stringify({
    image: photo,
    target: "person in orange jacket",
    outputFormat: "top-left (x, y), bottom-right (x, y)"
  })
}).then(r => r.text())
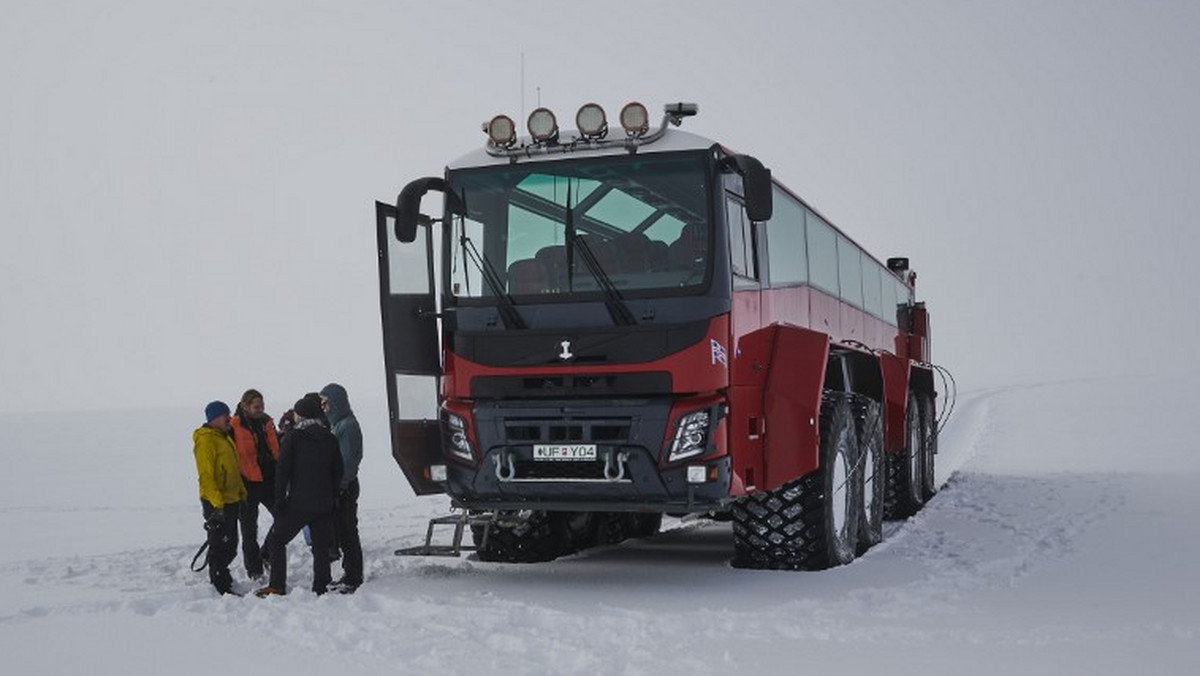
top-left (193, 401), bottom-right (247, 595)
top-left (230, 389), bottom-right (281, 581)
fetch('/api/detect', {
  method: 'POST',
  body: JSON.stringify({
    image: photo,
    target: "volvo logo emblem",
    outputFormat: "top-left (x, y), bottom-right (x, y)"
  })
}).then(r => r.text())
top-left (558, 340), bottom-right (574, 361)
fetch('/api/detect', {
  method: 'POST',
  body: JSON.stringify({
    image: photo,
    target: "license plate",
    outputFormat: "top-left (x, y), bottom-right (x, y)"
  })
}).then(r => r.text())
top-left (533, 444), bottom-right (598, 461)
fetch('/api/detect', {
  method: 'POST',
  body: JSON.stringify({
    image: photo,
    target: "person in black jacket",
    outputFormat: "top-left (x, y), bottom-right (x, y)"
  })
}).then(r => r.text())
top-left (255, 396), bottom-right (343, 597)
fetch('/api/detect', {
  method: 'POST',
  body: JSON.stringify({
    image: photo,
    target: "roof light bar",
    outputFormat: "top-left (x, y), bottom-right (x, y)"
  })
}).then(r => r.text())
top-left (481, 100), bottom-right (701, 158)
top-left (484, 114), bottom-right (516, 148)
top-left (575, 102), bottom-right (608, 140)
top-left (527, 107), bottom-right (559, 143)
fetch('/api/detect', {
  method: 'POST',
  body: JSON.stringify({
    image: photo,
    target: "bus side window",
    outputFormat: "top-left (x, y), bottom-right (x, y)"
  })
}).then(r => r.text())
top-left (806, 211), bottom-right (839, 295)
top-left (766, 187), bottom-right (807, 285)
top-left (837, 235), bottom-right (864, 309)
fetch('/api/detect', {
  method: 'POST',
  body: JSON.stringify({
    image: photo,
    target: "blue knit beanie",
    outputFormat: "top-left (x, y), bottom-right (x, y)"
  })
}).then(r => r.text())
top-left (205, 400), bottom-right (231, 422)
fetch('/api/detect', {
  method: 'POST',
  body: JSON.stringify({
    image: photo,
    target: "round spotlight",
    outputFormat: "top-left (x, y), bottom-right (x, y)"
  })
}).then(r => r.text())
top-left (620, 102), bottom-right (650, 137)
top-left (527, 107), bottom-right (559, 143)
top-left (576, 102), bottom-right (608, 139)
top-left (485, 114), bottom-right (516, 147)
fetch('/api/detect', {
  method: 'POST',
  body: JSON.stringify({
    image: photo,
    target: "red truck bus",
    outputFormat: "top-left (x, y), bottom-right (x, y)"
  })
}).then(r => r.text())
top-left (377, 102), bottom-right (938, 570)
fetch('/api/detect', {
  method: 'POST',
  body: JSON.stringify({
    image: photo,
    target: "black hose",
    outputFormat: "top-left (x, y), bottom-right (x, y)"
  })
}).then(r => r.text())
top-left (190, 541), bottom-right (209, 572)
top-left (930, 362), bottom-right (958, 435)
top-left (837, 339), bottom-right (958, 437)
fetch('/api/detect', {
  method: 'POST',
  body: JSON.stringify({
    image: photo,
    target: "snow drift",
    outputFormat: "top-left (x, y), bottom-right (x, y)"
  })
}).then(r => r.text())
top-left (1, 375), bottom-right (1197, 674)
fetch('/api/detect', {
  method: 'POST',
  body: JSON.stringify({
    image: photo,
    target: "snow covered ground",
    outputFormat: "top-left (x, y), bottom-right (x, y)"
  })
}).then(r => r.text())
top-left (1, 375), bottom-right (1197, 675)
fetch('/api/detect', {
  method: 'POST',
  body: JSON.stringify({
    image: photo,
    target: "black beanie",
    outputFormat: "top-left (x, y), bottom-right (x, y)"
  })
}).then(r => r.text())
top-left (294, 396), bottom-right (323, 421)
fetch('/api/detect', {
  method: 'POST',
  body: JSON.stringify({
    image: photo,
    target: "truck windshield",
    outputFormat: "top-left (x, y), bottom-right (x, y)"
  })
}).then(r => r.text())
top-left (445, 152), bottom-right (710, 301)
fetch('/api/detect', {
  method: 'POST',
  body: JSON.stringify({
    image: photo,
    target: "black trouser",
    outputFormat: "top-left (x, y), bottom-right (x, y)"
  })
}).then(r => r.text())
top-left (201, 499), bottom-right (240, 594)
top-left (334, 479), bottom-right (363, 585)
top-left (238, 480), bottom-right (276, 577)
top-left (268, 507), bottom-right (334, 594)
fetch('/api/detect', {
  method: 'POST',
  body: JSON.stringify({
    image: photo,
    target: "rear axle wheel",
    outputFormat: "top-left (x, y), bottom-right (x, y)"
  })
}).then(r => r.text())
top-left (884, 392), bottom-right (926, 520)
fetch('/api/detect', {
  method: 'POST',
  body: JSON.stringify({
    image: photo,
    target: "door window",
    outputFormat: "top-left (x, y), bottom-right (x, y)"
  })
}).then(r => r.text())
top-left (727, 196), bottom-right (758, 281)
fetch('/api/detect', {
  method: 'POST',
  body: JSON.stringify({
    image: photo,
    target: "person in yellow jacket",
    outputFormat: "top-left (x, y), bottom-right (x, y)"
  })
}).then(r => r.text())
top-left (193, 401), bottom-right (247, 595)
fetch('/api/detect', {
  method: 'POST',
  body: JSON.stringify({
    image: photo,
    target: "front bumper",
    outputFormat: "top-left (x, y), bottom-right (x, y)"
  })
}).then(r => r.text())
top-left (443, 398), bottom-right (731, 513)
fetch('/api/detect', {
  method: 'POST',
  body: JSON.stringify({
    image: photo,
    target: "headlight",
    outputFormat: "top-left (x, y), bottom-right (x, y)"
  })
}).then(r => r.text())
top-left (445, 412), bottom-right (474, 461)
top-left (668, 409), bottom-right (711, 463)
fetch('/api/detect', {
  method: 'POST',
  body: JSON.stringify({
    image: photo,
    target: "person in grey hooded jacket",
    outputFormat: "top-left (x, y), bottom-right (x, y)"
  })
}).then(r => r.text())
top-left (320, 383), bottom-right (364, 590)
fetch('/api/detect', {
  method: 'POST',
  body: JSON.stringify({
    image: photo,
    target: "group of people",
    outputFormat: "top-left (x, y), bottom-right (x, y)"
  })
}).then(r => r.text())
top-left (191, 384), bottom-right (364, 597)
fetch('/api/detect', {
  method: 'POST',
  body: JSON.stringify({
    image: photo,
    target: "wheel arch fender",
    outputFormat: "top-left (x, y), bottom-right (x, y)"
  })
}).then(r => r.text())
top-left (879, 353), bottom-right (912, 453)
top-left (760, 323), bottom-right (830, 491)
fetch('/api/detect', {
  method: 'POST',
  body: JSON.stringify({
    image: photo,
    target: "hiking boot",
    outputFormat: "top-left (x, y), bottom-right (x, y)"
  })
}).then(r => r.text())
top-left (254, 586), bottom-right (286, 598)
top-left (329, 580), bottom-right (360, 594)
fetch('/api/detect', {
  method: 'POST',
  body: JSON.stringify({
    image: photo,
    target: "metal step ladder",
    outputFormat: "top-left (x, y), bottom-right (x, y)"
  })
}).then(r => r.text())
top-left (394, 510), bottom-right (495, 557)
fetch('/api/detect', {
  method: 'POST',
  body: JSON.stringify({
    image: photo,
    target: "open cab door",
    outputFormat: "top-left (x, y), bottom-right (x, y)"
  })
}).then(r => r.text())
top-left (376, 200), bottom-right (444, 495)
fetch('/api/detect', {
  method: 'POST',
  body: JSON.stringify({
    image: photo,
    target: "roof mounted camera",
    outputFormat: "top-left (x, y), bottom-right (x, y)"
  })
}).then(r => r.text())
top-left (664, 102), bottom-right (699, 126)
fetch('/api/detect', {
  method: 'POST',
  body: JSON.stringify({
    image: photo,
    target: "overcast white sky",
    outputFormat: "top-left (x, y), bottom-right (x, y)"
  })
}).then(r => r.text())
top-left (2, 0), bottom-right (1198, 415)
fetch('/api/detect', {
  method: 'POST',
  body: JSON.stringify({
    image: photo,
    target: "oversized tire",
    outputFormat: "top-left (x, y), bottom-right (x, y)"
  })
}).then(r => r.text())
top-left (920, 393), bottom-right (938, 501)
top-left (731, 391), bottom-right (860, 570)
top-left (884, 392), bottom-right (925, 520)
top-left (705, 509), bottom-right (733, 522)
top-left (628, 512), bottom-right (663, 539)
top-left (595, 512), bottom-right (631, 546)
top-left (471, 510), bottom-right (565, 563)
top-left (852, 395), bottom-right (885, 553)
top-left (558, 511), bottom-right (599, 554)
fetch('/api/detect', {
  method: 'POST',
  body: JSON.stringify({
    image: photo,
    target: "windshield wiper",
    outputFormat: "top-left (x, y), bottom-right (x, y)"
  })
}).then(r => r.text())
top-left (565, 181), bottom-right (636, 326)
top-left (456, 192), bottom-right (526, 330)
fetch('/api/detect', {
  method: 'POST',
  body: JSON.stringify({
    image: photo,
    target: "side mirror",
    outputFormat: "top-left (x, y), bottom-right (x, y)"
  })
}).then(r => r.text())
top-left (395, 177), bottom-right (464, 243)
top-left (724, 155), bottom-right (773, 222)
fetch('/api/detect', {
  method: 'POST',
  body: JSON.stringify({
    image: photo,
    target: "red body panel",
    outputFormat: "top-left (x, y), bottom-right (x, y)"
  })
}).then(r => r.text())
top-left (908, 305), bottom-right (932, 363)
top-left (442, 314), bottom-right (732, 400)
top-left (730, 327), bottom-right (773, 493)
top-left (804, 287), bottom-right (841, 338)
top-left (735, 285), bottom-right (919, 466)
top-left (438, 282), bottom-right (923, 498)
top-left (759, 284), bottom-right (810, 328)
top-left (756, 286), bottom-right (901, 354)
